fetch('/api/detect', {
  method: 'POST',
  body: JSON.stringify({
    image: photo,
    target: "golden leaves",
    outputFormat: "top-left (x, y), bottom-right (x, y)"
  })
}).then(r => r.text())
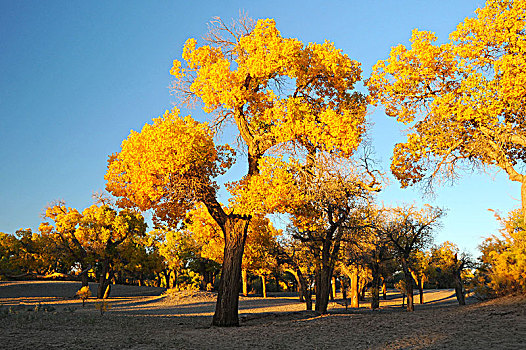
top-left (105, 108), bottom-right (235, 223)
top-left (171, 17), bottom-right (367, 158)
top-left (367, 0), bottom-right (526, 189)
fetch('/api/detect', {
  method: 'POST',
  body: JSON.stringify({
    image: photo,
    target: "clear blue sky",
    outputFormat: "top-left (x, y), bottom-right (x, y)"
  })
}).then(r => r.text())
top-left (1, 0), bottom-right (519, 256)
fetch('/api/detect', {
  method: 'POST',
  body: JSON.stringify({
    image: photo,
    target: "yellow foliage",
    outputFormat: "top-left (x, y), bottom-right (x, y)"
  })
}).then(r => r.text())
top-left (479, 208), bottom-right (526, 295)
top-left (173, 17), bottom-right (367, 160)
top-left (367, 0), bottom-right (526, 198)
top-left (105, 108), bottom-right (235, 225)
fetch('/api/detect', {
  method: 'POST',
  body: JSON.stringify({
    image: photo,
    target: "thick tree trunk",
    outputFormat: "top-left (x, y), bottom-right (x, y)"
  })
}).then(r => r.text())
top-left (315, 265), bottom-right (332, 314)
top-left (212, 217), bottom-right (249, 327)
top-left (242, 269), bottom-right (248, 296)
top-left (350, 270), bottom-right (359, 308)
top-left (402, 260), bottom-right (414, 311)
top-left (261, 275), bottom-right (267, 298)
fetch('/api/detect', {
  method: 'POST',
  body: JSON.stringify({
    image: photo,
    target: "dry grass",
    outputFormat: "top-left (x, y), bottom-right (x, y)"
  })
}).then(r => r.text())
top-left (1, 281), bottom-right (525, 349)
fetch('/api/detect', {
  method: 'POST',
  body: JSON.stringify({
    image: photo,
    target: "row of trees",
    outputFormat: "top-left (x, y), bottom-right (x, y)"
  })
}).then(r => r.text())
top-left (1, 198), bottom-right (472, 310)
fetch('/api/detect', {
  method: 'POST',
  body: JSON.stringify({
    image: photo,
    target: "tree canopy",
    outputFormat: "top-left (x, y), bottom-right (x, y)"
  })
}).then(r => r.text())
top-left (368, 0), bottom-right (526, 219)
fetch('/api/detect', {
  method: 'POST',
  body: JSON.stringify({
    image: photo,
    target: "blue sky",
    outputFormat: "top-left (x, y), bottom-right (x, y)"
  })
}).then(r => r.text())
top-left (1, 0), bottom-right (519, 255)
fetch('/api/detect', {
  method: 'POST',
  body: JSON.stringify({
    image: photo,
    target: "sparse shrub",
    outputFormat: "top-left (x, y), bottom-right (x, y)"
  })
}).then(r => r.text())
top-left (95, 300), bottom-right (111, 316)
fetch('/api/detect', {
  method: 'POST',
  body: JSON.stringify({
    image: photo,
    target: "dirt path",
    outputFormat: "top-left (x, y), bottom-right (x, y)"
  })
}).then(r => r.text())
top-left (1, 281), bottom-right (525, 349)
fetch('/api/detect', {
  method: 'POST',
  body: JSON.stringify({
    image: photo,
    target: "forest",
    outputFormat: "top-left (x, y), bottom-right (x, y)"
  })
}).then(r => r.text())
top-left (1, 0), bottom-right (525, 332)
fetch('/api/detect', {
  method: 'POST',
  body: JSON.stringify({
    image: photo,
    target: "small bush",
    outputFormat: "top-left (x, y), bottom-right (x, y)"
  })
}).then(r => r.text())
top-left (76, 286), bottom-right (92, 307)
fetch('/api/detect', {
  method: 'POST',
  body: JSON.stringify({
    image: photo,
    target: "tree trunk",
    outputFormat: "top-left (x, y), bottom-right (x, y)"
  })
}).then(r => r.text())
top-left (261, 275), bottom-right (267, 298)
top-left (360, 283), bottom-right (367, 301)
top-left (410, 270), bottom-right (424, 304)
top-left (292, 268), bottom-right (312, 310)
top-left (286, 268), bottom-right (304, 302)
top-left (341, 278), bottom-right (348, 310)
top-left (402, 260), bottom-right (414, 311)
top-left (80, 268), bottom-right (89, 288)
top-left (212, 217), bottom-right (249, 327)
top-left (420, 276), bottom-right (425, 304)
top-left (97, 259), bottom-right (112, 299)
top-left (370, 262), bottom-right (380, 309)
top-left (350, 269), bottom-right (359, 308)
top-left (163, 270), bottom-right (170, 289)
top-left (315, 265), bottom-right (332, 314)
top-left (242, 269), bottom-right (248, 296)
top-left (381, 277), bottom-right (387, 300)
top-left (454, 269), bottom-right (465, 305)
top-left (330, 277), bottom-right (336, 301)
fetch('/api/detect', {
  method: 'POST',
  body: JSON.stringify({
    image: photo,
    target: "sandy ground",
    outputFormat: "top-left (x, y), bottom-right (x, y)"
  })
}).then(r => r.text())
top-left (1, 281), bottom-right (525, 349)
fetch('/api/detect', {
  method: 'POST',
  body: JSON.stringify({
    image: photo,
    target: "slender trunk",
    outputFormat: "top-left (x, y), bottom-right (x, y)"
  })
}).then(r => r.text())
top-left (360, 283), bottom-right (367, 301)
top-left (341, 278), bottom-right (348, 310)
top-left (350, 269), bottom-right (359, 308)
top-left (330, 277), bottom-right (336, 301)
top-left (381, 278), bottom-right (387, 300)
top-left (212, 217), bottom-right (249, 327)
top-left (242, 269), bottom-right (248, 296)
top-left (261, 275), bottom-right (267, 298)
top-left (402, 260), bottom-right (414, 311)
top-left (420, 276), bottom-right (425, 304)
top-left (285, 268), bottom-right (307, 303)
top-left (370, 262), bottom-right (380, 309)
top-left (287, 269), bottom-right (304, 302)
top-left (291, 268), bottom-right (311, 310)
top-left (304, 287), bottom-right (313, 310)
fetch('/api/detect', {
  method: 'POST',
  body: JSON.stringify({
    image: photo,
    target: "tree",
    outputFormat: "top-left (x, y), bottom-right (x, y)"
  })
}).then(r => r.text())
top-left (429, 241), bottom-right (473, 305)
top-left (410, 249), bottom-right (431, 304)
top-left (368, 0), bottom-right (526, 221)
top-left (479, 208), bottom-right (526, 295)
top-left (40, 204), bottom-right (91, 286)
top-left (380, 205), bottom-right (443, 311)
top-left (40, 203), bottom-right (146, 298)
top-left (107, 16), bottom-right (366, 326)
top-left (274, 232), bottom-right (315, 310)
top-left (241, 154), bottom-right (380, 314)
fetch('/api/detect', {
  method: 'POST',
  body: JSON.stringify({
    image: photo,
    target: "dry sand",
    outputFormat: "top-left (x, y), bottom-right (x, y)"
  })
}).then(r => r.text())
top-left (1, 281), bottom-right (525, 349)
